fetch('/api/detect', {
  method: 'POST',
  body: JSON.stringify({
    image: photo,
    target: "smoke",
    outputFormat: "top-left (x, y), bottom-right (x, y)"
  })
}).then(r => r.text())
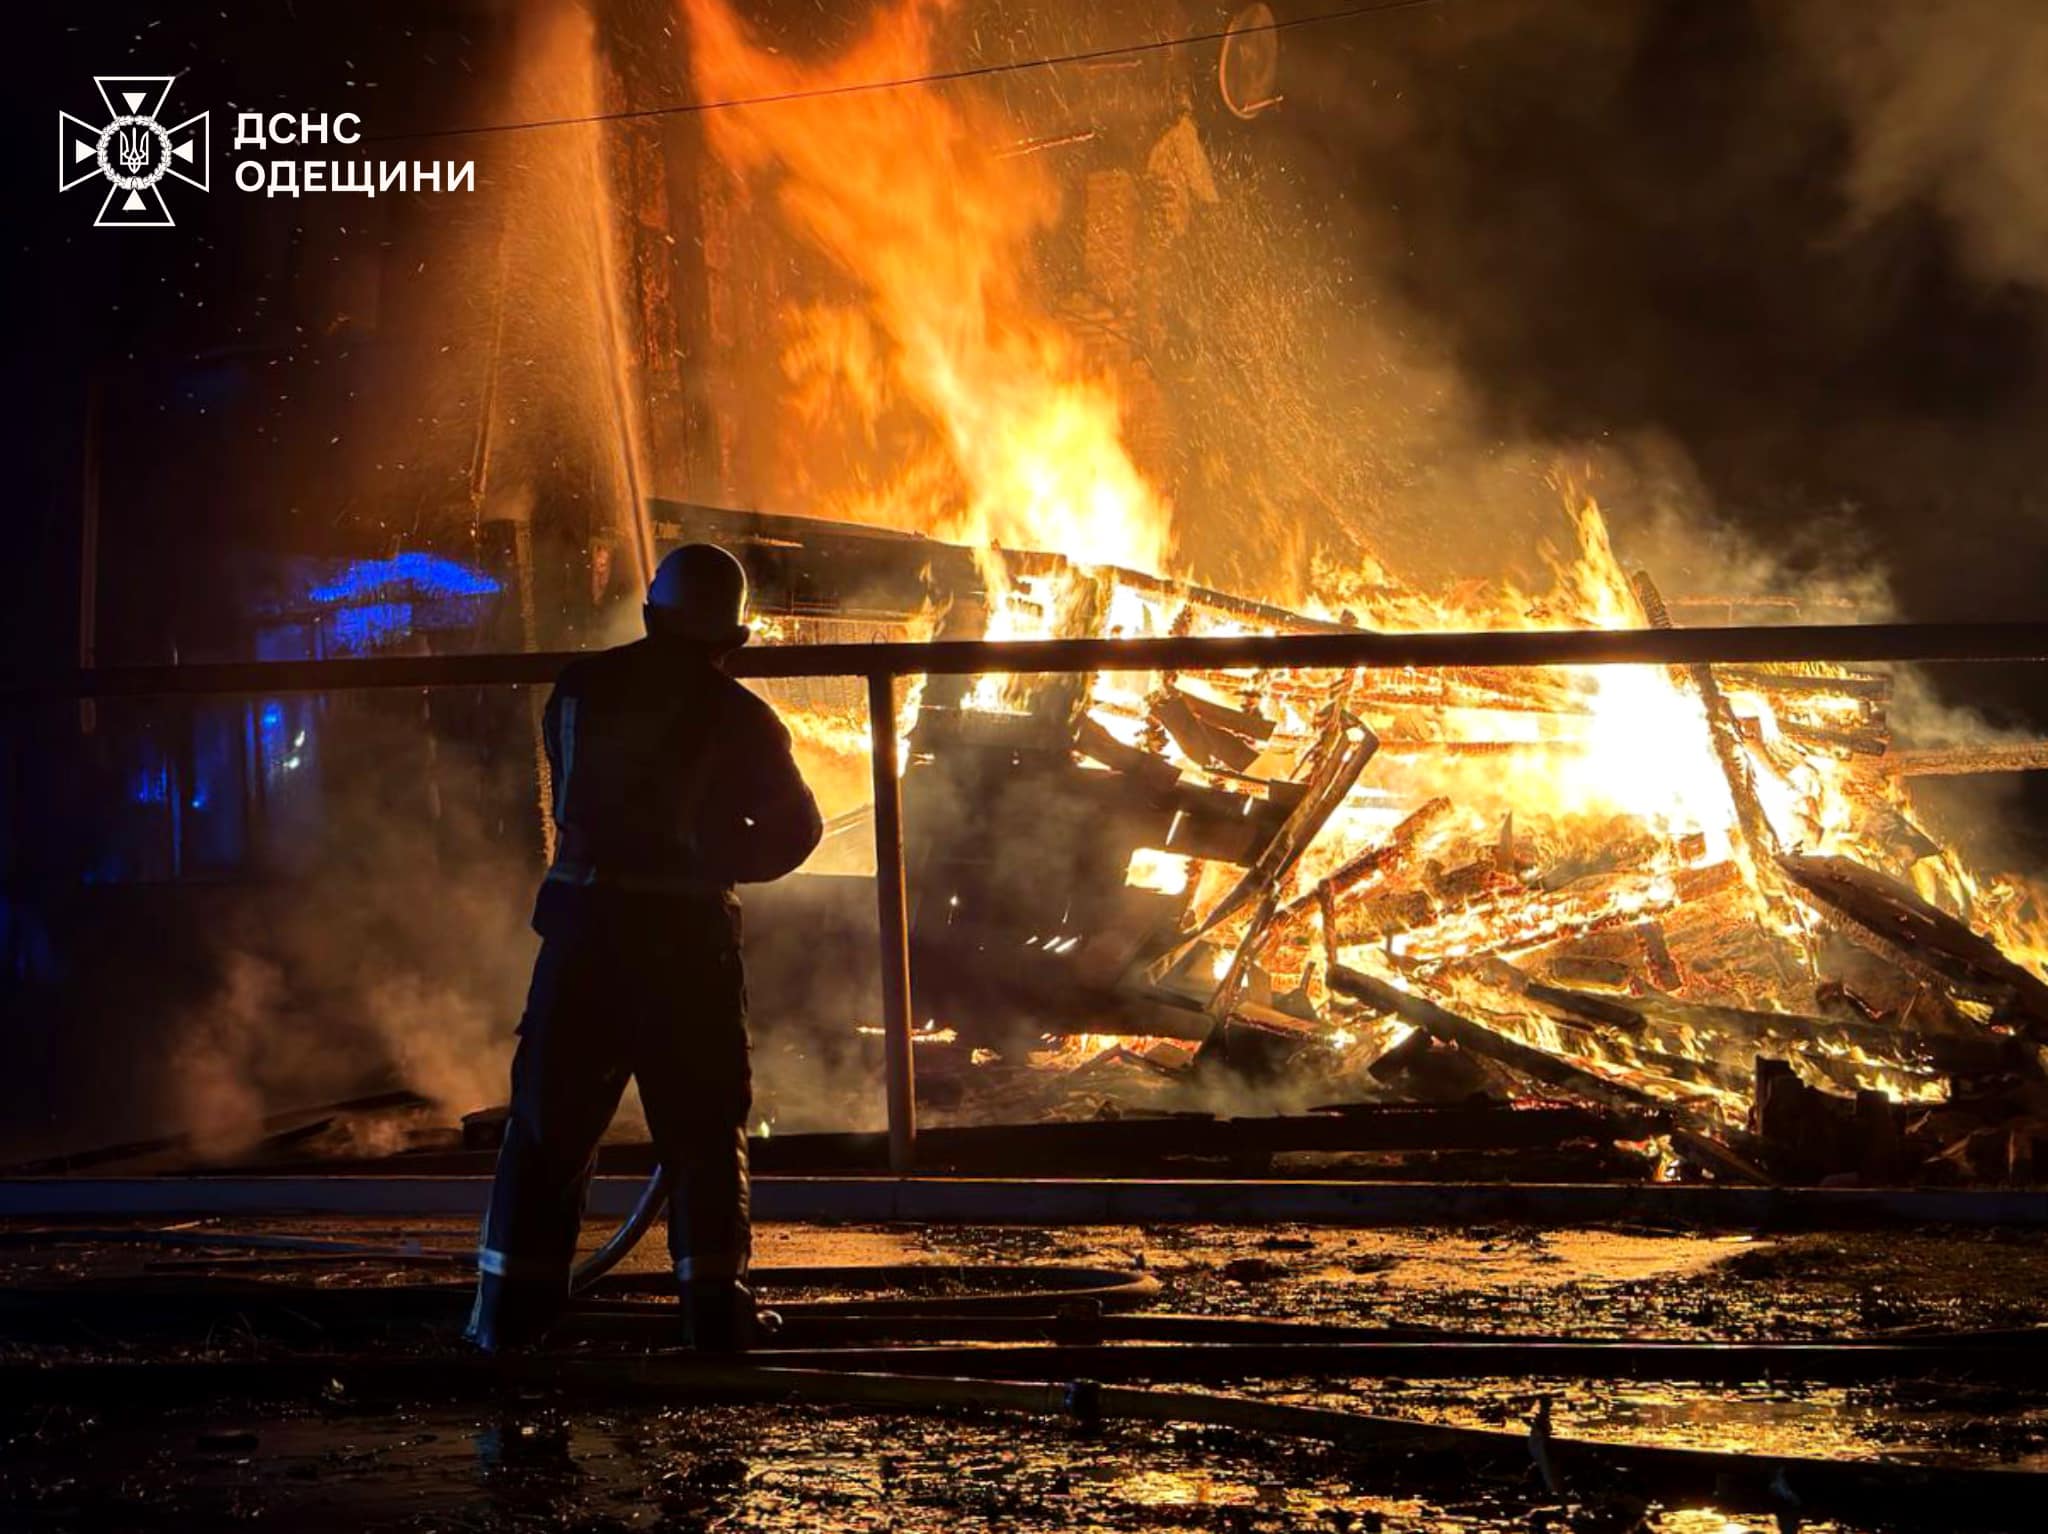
top-left (1170, 0), bottom-right (2048, 872)
top-left (129, 0), bottom-right (708, 1157)
top-left (157, 703), bottom-right (540, 1157)
top-left (1791, 1), bottom-right (2048, 296)
top-left (1257, 0), bottom-right (2048, 600)
top-left (161, 738), bottom-right (890, 1155)
top-left (167, 952), bottom-right (289, 1159)
top-left (1035, 0), bottom-right (2048, 899)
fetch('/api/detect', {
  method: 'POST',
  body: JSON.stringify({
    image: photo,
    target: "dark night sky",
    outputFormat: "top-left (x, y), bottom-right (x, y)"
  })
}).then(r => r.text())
top-left (5, 2), bottom-right (507, 671)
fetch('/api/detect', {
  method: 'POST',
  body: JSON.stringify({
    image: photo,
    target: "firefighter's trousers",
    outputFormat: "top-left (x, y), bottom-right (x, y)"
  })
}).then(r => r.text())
top-left (470, 892), bottom-right (751, 1342)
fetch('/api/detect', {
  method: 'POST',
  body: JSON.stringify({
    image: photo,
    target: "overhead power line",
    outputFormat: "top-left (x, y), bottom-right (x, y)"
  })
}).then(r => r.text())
top-left (371, 0), bottom-right (1450, 145)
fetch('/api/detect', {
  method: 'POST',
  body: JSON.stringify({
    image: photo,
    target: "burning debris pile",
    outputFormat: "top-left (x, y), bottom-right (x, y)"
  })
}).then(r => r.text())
top-left (639, 0), bottom-right (2048, 1186)
top-left (691, 498), bottom-right (2048, 1189)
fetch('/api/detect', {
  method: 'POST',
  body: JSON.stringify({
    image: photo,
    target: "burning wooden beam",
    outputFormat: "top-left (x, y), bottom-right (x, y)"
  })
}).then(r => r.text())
top-left (1715, 666), bottom-right (1892, 701)
top-left (1778, 722), bottom-right (1891, 757)
top-left (1781, 854), bottom-right (2048, 1030)
top-left (1631, 570), bottom-right (1784, 873)
top-left (1072, 713), bottom-right (1179, 791)
top-left (1329, 965), bottom-right (1661, 1114)
top-left (1342, 861), bottom-right (1740, 966)
top-left (1884, 743), bottom-right (2048, 777)
top-left (1441, 968), bottom-right (1768, 1103)
top-left (1520, 984), bottom-right (1995, 1111)
top-left (1150, 688), bottom-right (1262, 772)
top-left (1276, 796), bottom-right (1452, 923)
top-left (1199, 713), bottom-right (1381, 1012)
top-left (1173, 686), bottom-right (1276, 743)
top-left (1370, 739), bottom-right (1581, 758)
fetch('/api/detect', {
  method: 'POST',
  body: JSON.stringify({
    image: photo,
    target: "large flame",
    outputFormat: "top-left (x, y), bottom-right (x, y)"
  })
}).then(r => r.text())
top-left (683, 0), bottom-right (1171, 573)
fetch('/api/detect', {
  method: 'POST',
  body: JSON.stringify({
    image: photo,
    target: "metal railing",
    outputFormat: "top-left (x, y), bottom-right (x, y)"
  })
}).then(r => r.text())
top-left (12, 618), bottom-right (2048, 1171)
top-left (11, 620), bottom-right (2048, 699)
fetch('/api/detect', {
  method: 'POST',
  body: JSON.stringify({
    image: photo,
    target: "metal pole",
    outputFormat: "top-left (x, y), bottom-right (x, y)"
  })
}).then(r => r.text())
top-left (866, 670), bottom-right (917, 1172)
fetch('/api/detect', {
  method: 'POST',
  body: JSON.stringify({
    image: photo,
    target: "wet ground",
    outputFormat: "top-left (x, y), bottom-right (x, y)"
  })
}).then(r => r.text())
top-left (3, 1398), bottom-right (1824, 1534)
top-left (974, 1221), bottom-right (2048, 1338)
top-left (6, 1218), bottom-right (2048, 1530)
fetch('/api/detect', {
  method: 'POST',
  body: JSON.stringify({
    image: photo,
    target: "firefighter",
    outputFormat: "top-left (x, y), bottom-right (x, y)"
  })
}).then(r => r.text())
top-left (466, 542), bottom-right (823, 1353)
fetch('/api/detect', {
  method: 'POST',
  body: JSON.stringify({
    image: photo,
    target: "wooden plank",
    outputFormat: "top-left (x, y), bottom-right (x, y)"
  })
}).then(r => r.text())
top-left (1277, 797), bottom-right (1450, 921)
top-left (1191, 714), bottom-right (1380, 1013)
top-left (1716, 666), bottom-right (1892, 700)
top-left (1631, 570), bottom-right (1783, 874)
top-left (1885, 743), bottom-right (2048, 777)
top-left (1072, 713), bottom-right (1180, 792)
top-left (1183, 716), bottom-right (1380, 951)
top-left (1778, 722), bottom-right (1891, 757)
top-left (1174, 686), bottom-right (1276, 742)
top-left (1781, 854), bottom-right (2048, 1028)
top-left (1150, 690), bottom-right (1261, 772)
top-left (1581, 988), bottom-right (2014, 1077)
top-left (1329, 966), bottom-right (1659, 1112)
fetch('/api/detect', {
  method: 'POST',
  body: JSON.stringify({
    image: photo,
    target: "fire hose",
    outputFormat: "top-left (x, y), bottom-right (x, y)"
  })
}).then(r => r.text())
top-left (569, 1161), bottom-right (671, 1291)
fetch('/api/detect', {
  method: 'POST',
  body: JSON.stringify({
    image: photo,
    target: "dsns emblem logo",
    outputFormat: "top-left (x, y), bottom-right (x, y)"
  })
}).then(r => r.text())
top-left (58, 76), bottom-right (209, 228)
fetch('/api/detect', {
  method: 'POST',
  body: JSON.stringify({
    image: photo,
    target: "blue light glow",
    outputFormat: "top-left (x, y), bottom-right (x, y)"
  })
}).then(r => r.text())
top-left (309, 552), bottom-right (500, 605)
top-left (257, 700), bottom-right (290, 783)
top-left (326, 601), bottom-right (416, 654)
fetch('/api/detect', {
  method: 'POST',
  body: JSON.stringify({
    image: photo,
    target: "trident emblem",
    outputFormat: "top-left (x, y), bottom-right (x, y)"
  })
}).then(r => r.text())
top-left (57, 76), bottom-right (210, 229)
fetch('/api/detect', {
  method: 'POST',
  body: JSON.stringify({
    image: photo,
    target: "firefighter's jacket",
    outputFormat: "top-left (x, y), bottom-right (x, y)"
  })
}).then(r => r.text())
top-left (533, 637), bottom-right (823, 938)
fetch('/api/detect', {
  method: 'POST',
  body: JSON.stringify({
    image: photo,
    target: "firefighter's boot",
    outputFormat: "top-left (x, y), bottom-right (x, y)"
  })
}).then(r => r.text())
top-left (681, 1278), bottom-right (778, 1352)
top-left (465, 1272), bottom-right (561, 1354)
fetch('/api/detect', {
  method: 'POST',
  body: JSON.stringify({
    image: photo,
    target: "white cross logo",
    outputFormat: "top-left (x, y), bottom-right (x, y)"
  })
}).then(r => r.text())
top-left (58, 76), bottom-right (209, 229)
